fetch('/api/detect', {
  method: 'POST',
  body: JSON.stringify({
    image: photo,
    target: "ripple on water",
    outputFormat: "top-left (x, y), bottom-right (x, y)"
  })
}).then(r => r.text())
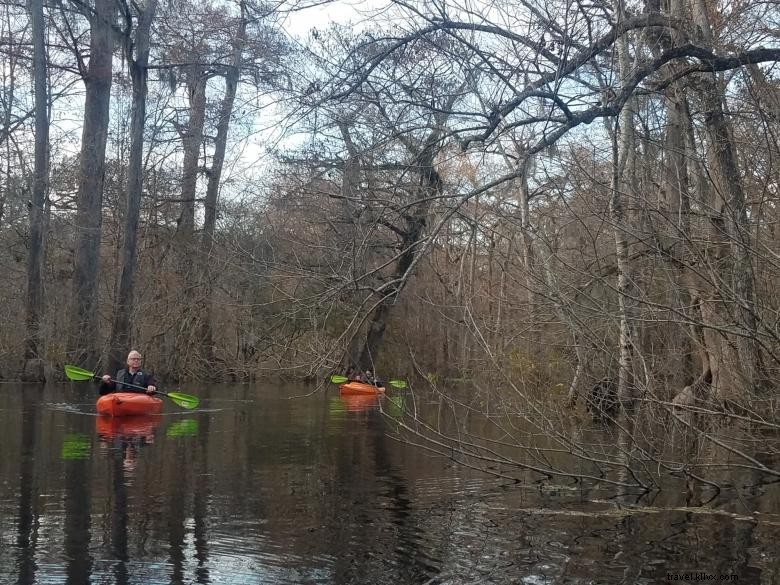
top-left (45, 402), bottom-right (95, 415)
top-left (409, 475), bottom-right (498, 501)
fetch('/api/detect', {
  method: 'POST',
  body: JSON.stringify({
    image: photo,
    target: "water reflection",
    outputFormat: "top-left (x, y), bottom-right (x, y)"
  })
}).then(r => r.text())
top-left (108, 435), bottom-right (130, 585)
top-left (339, 394), bottom-right (379, 412)
top-left (96, 414), bottom-right (161, 443)
top-left (0, 382), bottom-right (778, 584)
top-left (64, 408), bottom-right (93, 585)
top-left (15, 385), bottom-right (40, 585)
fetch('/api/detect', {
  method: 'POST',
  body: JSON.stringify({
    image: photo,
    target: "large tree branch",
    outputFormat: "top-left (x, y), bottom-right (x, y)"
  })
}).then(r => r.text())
top-left (477, 45), bottom-right (780, 154)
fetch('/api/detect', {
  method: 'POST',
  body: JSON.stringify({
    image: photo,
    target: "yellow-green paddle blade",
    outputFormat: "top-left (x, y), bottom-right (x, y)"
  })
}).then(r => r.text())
top-left (64, 364), bottom-right (96, 381)
top-left (165, 391), bottom-right (199, 409)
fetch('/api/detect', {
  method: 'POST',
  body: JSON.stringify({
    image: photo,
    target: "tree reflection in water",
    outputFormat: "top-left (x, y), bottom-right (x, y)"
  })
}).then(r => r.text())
top-left (0, 382), bottom-right (777, 585)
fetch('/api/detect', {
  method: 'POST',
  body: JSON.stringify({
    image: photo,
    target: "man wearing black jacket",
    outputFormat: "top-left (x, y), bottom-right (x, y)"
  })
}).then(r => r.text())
top-left (100, 350), bottom-right (157, 395)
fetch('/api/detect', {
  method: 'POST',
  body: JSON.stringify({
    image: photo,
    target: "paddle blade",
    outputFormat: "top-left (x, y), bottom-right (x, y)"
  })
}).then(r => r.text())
top-left (388, 379), bottom-right (407, 389)
top-left (167, 392), bottom-right (199, 410)
top-left (64, 364), bottom-right (97, 381)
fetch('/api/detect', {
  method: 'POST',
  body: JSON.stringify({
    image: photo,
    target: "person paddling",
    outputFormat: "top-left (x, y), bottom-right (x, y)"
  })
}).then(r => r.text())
top-left (360, 369), bottom-right (383, 387)
top-left (100, 350), bottom-right (157, 395)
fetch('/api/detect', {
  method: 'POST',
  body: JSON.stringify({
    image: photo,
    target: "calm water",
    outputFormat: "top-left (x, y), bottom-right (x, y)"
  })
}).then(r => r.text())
top-left (1, 382), bottom-right (779, 584)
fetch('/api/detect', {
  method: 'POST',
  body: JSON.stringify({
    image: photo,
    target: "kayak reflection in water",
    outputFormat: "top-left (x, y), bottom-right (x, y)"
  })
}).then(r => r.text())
top-left (100, 350), bottom-right (157, 395)
top-left (97, 416), bottom-right (159, 479)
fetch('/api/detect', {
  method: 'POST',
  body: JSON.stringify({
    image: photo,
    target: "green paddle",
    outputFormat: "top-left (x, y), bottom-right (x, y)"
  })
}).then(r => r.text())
top-left (329, 374), bottom-right (408, 389)
top-left (64, 364), bottom-right (200, 410)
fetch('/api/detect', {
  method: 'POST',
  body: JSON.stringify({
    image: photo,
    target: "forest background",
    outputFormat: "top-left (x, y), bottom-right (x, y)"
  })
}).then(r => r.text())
top-left (1, 0), bottom-right (780, 486)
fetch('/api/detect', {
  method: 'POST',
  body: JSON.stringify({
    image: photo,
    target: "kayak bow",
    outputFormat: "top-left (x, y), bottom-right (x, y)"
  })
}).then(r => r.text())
top-left (96, 392), bottom-right (163, 417)
top-left (339, 381), bottom-right (386, 396)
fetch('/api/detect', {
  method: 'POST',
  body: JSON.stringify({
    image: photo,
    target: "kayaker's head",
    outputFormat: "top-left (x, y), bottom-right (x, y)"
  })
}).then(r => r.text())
top-left (127, 350), bottom-right (143, 373)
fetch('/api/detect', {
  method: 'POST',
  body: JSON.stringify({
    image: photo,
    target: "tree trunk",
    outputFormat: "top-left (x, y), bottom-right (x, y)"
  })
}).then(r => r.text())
top-left (200, 7), bottom-right (246, 369)
top-left (1, 4), bottom-right (17, 229)
top-left (690, 0), bottom-right (764, 399)
top-left (108, 0), bottom-right (157, 373)
top-left (611, 0), bottom-right (640, 410)
top-left (517, 156), bottom-right (539, 348)
top-left (68, 0), bottom-right (114, 367)
top-left (22, 0), bottom-right (49, 381)
top-left (178, 69), bottom-right (207, 240)
top-left (702, 93), bottom-right (761, 397)
top-left (168, 67), bottom-right (206, 375)
top-left (654, 17), bottom-right (704, 396)
top-left (357, 148), bottom-right (442, 370)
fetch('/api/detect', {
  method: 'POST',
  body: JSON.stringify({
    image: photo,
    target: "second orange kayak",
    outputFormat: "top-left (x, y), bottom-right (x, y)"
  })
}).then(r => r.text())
top-left (96, 392), bottom-right (163, 417)
top-left (339, 381), bottom-right (385, 395)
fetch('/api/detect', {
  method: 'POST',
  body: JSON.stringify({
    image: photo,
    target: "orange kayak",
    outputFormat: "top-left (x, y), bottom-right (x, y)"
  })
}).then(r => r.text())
top-left (339, 381), bottom-right (385, 395)
top-left (96, 392), bottom-right (163, 417)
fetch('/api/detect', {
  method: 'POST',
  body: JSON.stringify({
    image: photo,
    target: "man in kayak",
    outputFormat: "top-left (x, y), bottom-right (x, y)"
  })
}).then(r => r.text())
top-left (99, 350), bottom-right (157, 395)
top-left (360, 369), bottom-right (383, 387)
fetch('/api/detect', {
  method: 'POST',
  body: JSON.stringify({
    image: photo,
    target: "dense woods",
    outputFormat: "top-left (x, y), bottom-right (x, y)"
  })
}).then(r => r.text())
top-left (1, 0), bottom-right (778, 486)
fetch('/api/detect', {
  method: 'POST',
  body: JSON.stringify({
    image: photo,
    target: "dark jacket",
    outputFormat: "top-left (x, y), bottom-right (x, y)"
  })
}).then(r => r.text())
top-left (99, 368), bottom-right (157, 395)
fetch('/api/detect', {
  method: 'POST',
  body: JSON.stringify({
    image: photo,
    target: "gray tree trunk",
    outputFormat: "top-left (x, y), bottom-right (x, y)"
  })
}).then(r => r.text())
top-left (200, 7), bottom-right (246, 369)
top-left (22, 0), bottom-right (49, 382)
top-left (611, 2), bottom-right (640, 411)
top-left (67, 0), bottom-right (114, 367)
top-left (178, 69), bottom-right (207, 240)
top-left (168, 65), bottom-right (207, 374)
top-left (351, 86), bottom-right (463, 371)
top-left (108, 0), bottom-right (157, 373)
top-left (1, 5), bottom-right (17, 228)
top-left (691, 0), bottom-right (764, 399)
top-left (358, 145), bottom-right (441, 370)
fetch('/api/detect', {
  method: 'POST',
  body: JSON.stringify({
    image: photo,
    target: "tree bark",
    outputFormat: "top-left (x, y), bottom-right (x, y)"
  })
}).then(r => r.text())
top-left (22, 0), bottom-right (49, 381)
top-left (690, 0), bottom-right (764, 399)
top-left (357, 145), bottom-right (442, 370)
top-left (611, 1), bottom-right (641, 411)
top-left (68, 0), bottom-right (114, 367)
top-left (199, 6), bottom-right (246, 369)
top-left (108, 0), bottom-right (157, 373)
top-left (178, 69), bottom-right (207, 240)
top-left (1, 4), bottom-right (17, 229)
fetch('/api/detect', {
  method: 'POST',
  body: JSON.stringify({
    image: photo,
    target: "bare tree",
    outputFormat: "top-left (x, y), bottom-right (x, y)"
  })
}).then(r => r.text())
top-left (67, 0), bottom-right (115, 366)
top-left (107, 0), bottom-right (158, 373)
top-left (21, 0), bottom-right (50, 381)
top-left (199, 1), bottom-right (247, 367)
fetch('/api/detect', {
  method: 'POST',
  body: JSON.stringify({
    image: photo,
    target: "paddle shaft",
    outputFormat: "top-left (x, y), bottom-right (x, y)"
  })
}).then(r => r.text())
top-left (101, 374), bottom-right (198, 409)
top-left (102, 375), bottom-right (165, 396)
top-left (330, 373), bottom-right (407, 389)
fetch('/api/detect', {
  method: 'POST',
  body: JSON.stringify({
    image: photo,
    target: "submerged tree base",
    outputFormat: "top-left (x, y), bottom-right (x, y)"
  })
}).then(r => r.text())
top-left (20, 358), bottom-right (46, 383)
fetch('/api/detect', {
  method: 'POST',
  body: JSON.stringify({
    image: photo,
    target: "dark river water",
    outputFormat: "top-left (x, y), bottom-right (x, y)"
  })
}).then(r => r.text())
top-left (1, 382), bottom-right (778, 584)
